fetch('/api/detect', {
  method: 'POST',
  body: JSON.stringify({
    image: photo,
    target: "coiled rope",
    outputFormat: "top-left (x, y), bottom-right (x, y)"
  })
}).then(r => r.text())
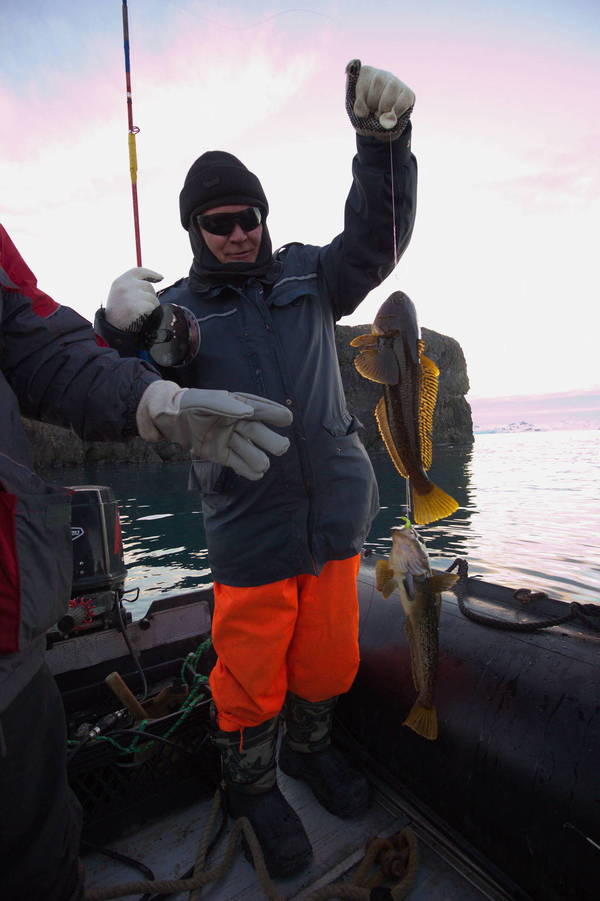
top-left (84, 789), bottom-right (419, 901)
top-left (448, 558), bottom-right (600, 633)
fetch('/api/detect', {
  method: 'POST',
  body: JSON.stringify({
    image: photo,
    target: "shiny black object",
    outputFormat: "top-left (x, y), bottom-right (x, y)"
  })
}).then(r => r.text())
top-left (195, 206), bottom-right (262, 236)
top-left (141, 303), bottom-right (200, 368)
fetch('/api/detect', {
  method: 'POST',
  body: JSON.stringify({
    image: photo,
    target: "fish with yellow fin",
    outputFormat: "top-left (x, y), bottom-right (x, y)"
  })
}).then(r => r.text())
top-left (350, 291), bottom-right (458, 525)
top-left (376, 520), bottom-right (459, 740)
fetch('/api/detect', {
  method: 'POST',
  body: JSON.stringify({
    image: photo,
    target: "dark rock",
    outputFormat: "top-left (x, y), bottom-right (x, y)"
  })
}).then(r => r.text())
top-left (21, 419), bottom-right (185, 470)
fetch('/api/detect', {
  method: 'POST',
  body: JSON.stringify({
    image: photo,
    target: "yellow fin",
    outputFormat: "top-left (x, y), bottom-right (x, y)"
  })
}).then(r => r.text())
top-left (403, 703), bottom-right (438, 740)
top-left (381, 578), bottom-right (398, 599)
top-left (429, 572), bottom-right (459, 592)
top-left (349, 333), bottom-right (377, 347)
top-left (375, 397), bottom-right (409, 478)
top-left (354, 348), bottom-right (399, 384)
top-left (418, 353), bottom-right (439, 471)
top-left (412, 482), bottom-right (459, 526)
top-left (375, 559), bottom-right (393, 591)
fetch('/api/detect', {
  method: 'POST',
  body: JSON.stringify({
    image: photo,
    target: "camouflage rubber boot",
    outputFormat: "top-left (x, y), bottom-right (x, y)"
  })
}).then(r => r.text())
top-left (279, 693), bottom-right (372, 818)
top-left (212, 715), bottom-right (312, 878)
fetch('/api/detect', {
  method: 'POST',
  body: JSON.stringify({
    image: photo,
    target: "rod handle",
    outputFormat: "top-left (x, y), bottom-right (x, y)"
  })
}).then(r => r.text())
top-left (105, 671), bottom-right (148, 721)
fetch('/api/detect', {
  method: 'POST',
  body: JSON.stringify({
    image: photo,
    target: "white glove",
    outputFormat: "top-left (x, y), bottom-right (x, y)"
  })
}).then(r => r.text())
top-left (346, 60), bottom-right (414, 140)
top-left (136, 381), bottom-right (292, 481)
top-left (106, 267), bottom-right (163, 332)
top-left (354, 65), bottom-right (415, 128)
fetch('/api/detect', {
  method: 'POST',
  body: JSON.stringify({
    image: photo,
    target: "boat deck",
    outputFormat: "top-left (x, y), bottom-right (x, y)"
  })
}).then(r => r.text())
top-left (83, 767), bottom-right (497, 900)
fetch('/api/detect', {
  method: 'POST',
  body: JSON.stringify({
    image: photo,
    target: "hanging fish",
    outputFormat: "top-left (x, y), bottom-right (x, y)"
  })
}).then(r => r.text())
top-left (376, 520), bottom-right (458, 739)
top-left (350, 291), bottom-right (458, 525)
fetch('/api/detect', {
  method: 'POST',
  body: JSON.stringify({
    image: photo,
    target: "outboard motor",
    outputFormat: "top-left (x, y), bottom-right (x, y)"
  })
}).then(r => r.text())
top-left (48, 485), bottom-right (129, 641)
top-left (69, 485), bottom-right (126, 594)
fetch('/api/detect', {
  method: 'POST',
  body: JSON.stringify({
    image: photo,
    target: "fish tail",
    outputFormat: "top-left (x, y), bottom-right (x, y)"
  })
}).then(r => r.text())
top-left (412, 482), bottom-right (459, 525)
top-left (403, 703), bottom-right (438, 740)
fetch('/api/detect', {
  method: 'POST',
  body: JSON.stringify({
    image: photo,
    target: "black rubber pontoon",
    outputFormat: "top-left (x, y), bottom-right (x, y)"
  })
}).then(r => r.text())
top-left (335, 558), bottom-right (600, 901)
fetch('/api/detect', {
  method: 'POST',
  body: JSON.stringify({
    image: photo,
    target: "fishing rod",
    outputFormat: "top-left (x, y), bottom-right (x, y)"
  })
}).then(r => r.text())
top-left (121, 0), bottom-right (142, 266)
top-left (119, 1), bottom-right (201, 367)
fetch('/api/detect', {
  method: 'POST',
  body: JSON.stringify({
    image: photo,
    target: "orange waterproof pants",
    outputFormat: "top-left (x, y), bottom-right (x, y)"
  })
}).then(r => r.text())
top-left (210, 555), bottom-right (361, 732)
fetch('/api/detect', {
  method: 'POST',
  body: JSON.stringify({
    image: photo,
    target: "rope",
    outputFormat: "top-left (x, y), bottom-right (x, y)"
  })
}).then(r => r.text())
top-left (84, 790), bottom-right (419, 901)
top-left (85, 789), bottom-right (281, 901)
top-left (447, 559), bottom-right (600, 633)
top-left (305, 829), bottom-right (418, 900)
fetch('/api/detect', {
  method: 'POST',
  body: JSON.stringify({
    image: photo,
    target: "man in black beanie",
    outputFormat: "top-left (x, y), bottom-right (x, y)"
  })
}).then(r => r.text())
top-left (96, 59), bottom-right (418, 879)
top-left (180, 150), bottom-right (275, 280)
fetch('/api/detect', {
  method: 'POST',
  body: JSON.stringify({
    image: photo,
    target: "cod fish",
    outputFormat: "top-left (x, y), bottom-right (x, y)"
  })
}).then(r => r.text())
top-left (350, 291), bottom-right (458, 525)
top-left (376, 521), bottom-right (458, 740)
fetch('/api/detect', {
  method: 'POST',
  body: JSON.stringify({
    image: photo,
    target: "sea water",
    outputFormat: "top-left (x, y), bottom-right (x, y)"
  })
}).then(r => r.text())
top-left (44, 429), bottom-right (599, 618)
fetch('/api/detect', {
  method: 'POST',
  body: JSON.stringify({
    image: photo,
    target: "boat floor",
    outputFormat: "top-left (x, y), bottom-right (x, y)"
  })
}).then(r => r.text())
top-left (83, 768), bottom-right (489, 900)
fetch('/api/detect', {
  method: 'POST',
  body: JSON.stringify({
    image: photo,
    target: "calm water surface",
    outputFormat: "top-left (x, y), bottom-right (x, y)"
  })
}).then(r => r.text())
top-left (45, 430), bottom-right (599, 618)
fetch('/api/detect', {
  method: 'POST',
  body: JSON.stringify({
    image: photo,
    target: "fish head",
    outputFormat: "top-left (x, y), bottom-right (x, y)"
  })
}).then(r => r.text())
top-left (372, 292), bottom-right (420, 342)
top-left (389, 521), bottom-right (431, 580)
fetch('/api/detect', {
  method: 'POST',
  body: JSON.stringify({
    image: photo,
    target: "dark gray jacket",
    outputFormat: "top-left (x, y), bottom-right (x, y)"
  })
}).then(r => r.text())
top-left (0, 224), bottom-right (159, 710)
top-left (99, 132), bottom-right (417, 586)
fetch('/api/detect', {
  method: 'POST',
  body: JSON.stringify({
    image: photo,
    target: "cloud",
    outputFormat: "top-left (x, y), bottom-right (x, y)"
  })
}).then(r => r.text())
top-left (485, 146), bottom-right (600, 209)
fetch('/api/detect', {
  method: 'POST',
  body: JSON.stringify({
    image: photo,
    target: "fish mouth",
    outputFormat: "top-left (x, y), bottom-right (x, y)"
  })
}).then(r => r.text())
top-left (372, 321), bottom-right (401, 337)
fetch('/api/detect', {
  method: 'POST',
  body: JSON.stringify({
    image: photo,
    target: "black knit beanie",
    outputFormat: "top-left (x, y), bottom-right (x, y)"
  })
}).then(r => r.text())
top-left (179, 151), bottom-right (268, 229)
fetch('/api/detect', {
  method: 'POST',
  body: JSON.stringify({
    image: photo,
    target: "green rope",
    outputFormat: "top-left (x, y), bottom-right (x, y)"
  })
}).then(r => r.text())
top-left (69, 637), bottom-right (213, 756)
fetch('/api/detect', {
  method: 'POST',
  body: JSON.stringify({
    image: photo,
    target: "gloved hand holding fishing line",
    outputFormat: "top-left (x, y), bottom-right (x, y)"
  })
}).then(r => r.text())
top-left (136, 381), bottom-right (292, 480)
top-left (105, 266), bottom-right (163, 331)
top-left (345, 59), bottom-right (415, 141)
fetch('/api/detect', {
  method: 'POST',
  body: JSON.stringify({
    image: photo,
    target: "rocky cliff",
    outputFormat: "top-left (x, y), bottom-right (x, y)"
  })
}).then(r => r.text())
top-left (23, 325), bottom-right (472, 469)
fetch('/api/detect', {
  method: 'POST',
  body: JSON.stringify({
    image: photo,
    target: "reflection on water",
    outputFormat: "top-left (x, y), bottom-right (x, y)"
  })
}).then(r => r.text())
top-left (366, 443), bottom-right (475, 561)
top-left (368, 430), bottom-right (600, 605)
top-left (44, 430), bottom-right (599, 617)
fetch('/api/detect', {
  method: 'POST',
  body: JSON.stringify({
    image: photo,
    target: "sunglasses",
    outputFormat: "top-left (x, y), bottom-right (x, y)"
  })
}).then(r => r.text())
top-left (195, 206), bottom-right (262, 236)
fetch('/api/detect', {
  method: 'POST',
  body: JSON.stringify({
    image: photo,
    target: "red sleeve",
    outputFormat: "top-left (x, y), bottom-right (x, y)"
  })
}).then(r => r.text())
top-left (0, 224), bottom-right (59, 316)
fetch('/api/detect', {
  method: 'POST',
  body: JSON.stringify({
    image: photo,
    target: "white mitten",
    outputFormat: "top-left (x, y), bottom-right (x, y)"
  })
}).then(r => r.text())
top-left (136, 382), bottom-right (292, 481)
top-left (106, 267), bottom-right (163, 332)
top-left (346, 59), bottom-right (415, 141)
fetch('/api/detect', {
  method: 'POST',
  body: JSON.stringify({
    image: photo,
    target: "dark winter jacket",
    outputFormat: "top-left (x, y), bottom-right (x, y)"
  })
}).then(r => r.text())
top-left (97, 132), bottom-right (418, 586)
top-left (0, 225), bottom-right (160, 710)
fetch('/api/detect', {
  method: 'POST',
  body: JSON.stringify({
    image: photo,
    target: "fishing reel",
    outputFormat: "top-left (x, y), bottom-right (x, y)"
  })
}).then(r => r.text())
top-left (139, 303), bottom-right (200, 368)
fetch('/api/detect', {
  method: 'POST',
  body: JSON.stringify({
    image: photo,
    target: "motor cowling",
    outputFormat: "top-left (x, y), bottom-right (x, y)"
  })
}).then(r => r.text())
top-left (48, 485), bottom-right (128, 640)
top-left (68, 485), bottom-right (126, 595)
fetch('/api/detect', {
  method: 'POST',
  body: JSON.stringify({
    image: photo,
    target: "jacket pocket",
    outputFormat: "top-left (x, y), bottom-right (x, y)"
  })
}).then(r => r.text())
top-left (188, 461), bottom-right (233, 512)
top-left (188, 460), bottom-right (229, 494)
top-left (0, 489), bottom-right (72, 654)
top-left (323, 412), bottom-right (364, 439)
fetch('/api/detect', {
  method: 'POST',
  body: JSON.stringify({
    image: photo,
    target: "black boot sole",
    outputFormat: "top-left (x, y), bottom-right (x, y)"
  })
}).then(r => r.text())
top-left (279, 743), bottom-right (372, 819)
top-left (226, 785), bottom-right (312, 879)
top-left (240, 833), bottom-right (312, 879)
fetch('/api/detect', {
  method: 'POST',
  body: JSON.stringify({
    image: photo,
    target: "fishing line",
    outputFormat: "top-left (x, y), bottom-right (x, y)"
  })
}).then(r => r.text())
top-left (391, 135), bottom-right (410, 519)
top-left (389, 134), bottom-right (399, 271)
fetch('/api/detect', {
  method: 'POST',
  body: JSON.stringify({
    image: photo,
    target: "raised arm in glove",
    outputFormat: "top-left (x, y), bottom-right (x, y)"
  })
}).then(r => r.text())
top-left (345, 59), bottom-right (415, 140)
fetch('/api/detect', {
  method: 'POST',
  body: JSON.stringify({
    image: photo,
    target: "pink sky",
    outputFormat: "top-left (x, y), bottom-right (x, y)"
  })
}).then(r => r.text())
top-left (1, 0), bottom-right (599, 402)
top-left (470, 389), bottom-right (600, 430)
